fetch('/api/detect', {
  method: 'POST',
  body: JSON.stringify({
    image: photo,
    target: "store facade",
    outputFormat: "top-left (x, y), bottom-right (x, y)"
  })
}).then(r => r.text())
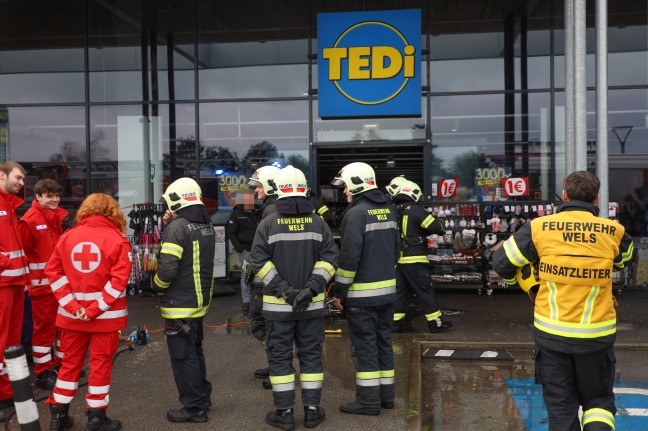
top-left (1, 0), bottom-right (647, 234)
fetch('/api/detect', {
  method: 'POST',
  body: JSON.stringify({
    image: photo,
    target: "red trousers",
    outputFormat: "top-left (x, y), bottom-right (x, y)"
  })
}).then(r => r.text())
top-left (31, 294), bottom-right (62, 375)
top-left (0, 286), bottom-right (24, 400)
top-left (47, 329), bottom-right (119, 410)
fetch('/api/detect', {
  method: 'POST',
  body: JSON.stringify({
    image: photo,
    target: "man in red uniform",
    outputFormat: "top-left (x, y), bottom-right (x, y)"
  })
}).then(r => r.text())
top-left (45, 193), bottom-right (131, 431)
top-left (18, 179), bottom-right (68, 390)
top-left (0, 161), bottom-right (29, 422)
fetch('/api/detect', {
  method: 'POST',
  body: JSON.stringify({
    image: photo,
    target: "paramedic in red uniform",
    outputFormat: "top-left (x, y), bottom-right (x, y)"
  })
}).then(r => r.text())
top-left (0, 161), bottom-right (29, 422)
top-left (18, 179), bottom-right (68, 390)
top-left (45, 193), bottom-right (131, 431)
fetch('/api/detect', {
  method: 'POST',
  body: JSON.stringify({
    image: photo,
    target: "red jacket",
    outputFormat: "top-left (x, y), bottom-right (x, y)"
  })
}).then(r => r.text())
top-left (0, 188), bottom-right (29, 288)
top-left (19, 199), bottom-right (68, 296)
top-left (45, 215), bottom-right (132, 332)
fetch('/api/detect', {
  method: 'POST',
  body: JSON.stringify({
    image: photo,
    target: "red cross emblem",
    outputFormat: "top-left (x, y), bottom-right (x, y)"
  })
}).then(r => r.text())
top-left (71, 242), bottom-right (101, 273)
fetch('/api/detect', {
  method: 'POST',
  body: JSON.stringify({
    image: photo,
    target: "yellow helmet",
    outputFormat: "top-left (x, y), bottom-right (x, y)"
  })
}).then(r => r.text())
top-left (162, 177), bottom-right (203, 212)
top-left (515, 263), bottom-right (540, 293)
top-left (274, 165), bottom-right (308, 199)
top-left (387, 176), bottom-right (407, 197)
top-left (331, 162), bottom-right (378, 195)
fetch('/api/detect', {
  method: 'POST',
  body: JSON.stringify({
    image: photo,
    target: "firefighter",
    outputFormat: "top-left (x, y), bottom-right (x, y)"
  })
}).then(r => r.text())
top-left (490, 171), bottom-right (635, 431)
top-left (155, 177), bottom-right (215, 424)
top-left (385, 175), bottom-right (407, 200)
top-left (330, 162), bottom-right (400, 416)
top-left (245, 165), bottom-right (280, 389)
top-left (307, 187), bottom-right (332, 224)
top-left (45, 193), bottom-right (131, 431)
top-left (392, 180), bottom-right (452, 333)
top-left (0, 161), bottom-right (29, 422)
top-left (250, 165), bottom-right (337, 430)
top-left (18, 179), bottom-right (69, 390)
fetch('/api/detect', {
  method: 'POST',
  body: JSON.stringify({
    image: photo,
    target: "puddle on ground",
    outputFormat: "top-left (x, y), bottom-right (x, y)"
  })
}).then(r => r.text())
top-left (422, 349), bottom-right (537, 431)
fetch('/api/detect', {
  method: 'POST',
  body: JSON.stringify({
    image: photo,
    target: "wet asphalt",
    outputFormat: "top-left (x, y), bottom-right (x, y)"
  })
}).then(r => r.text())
top-left (1, 285), bottom-right (646, 430)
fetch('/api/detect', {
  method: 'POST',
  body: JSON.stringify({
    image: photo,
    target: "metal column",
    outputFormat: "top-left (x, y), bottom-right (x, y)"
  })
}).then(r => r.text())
top-left (596, 0), bottom-right (609, 217)
top-left (574, 0), bottom-right (588, 171)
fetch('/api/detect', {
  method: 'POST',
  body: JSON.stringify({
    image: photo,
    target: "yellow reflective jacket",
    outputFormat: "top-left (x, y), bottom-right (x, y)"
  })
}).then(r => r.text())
top-left (492, 201), bottom-right (634, 349)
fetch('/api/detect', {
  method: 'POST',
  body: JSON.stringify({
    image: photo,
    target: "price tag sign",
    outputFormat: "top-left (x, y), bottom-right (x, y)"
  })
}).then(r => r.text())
top-left (502, 177), bottom-right (529, 197)
top-left (438, 178), bottom-right (458, 198)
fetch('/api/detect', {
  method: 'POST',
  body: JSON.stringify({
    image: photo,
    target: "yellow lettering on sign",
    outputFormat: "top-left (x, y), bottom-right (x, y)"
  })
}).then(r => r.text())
top-left (322, 47), bottom-right (348, 80)
top-left (322, 45), bottom-right (416, 81)
top-left (372, 46), bottom-right (402, 79)
top-left (348, 47), bottom-right (371, 80)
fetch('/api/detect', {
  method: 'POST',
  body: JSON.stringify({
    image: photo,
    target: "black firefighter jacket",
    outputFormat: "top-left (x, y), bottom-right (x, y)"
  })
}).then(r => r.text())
top-left (250, 197), bottom-right (338, 321)
top-left (154, 211), bottom-right (216, 319)
top-left (334, 190), bottom-right (400, 307)
top-left (394, 196), bottom-right (445, 265)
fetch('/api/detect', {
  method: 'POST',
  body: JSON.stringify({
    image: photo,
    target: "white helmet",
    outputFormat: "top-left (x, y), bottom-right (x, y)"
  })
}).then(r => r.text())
top-left (162, 177), bottom-right (203, 212)
top-left (387, 176), bottom-right (407, 197)
top-left (331, 162), bottom-right (378, 195)
top-left (248, 166), bottom-right (280, 196)
top-left (398, 180), bottom-right (423, 203)
top-left (274, 165), bottom-right (308, 199)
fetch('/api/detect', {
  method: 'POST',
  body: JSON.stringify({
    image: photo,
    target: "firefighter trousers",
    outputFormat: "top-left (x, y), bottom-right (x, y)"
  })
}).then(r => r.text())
top-left (535, 342), bottom-right (616, 431)
top-left (165, 318), bottom-right (212, 410)
top-left (0, 286), bottom-right (24, 400)
top-left (394, 263), bottom-right (442, 325)
top-left (47, 329), bottom-right (119, 409)
top-left (346, 304), bottom-right (395, 406)
top-left (266, 318), bottom-right (324, 410)
top-left (31, 294), bottom-right (62, 375)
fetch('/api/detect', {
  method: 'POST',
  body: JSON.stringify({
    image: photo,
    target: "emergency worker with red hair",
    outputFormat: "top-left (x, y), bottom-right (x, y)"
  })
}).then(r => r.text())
top-left (45, 193), bottom-right (131, 431)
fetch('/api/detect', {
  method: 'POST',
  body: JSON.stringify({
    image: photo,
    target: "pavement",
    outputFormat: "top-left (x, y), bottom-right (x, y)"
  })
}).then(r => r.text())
top-left (1, 285), bottom-right (647, 430)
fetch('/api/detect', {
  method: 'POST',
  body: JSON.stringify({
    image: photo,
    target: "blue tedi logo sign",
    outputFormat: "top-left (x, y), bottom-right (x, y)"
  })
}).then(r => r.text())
top-left (318, 9), bottom-right (421, 118)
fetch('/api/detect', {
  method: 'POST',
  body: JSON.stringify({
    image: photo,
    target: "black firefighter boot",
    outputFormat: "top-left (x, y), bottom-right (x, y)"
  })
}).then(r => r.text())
top-left (265, 408), bottom-right (295, 431)
top-left (50, 404), bottom-right (74, 431)
top-left (428, 318), bottom-right (453, 333)
top-left (304, 406), bottom-right (326, 428)
top-left (85, 408), bottom-right (122, 431)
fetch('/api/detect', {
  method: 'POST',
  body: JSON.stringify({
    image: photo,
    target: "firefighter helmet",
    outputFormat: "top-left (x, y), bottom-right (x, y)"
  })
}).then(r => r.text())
top-left (274, 165), bottom-right (308, 199)
top-left (515, 263), bottom-right (540, 293)
top-left (398, 180), bottom-right (423, 203)
top-left (330, 162), bottom-right (378, 195)
top-left (248, 166), bottom-right (280, 196)
top-left (386, 176), bottom-right (407, 197)
top-left (162, 177), bottom-right (203, 212)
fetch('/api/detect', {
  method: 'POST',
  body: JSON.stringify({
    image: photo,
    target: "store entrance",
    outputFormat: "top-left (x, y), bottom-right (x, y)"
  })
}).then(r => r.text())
top-left (313, 144), bottom-right (425, 226)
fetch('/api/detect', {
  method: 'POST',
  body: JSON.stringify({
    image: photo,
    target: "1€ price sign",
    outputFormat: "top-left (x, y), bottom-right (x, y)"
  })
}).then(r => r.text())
top-left (438, 178), bottom-right (458, 198)
top-left (502, 177), bottom-right (529, 197)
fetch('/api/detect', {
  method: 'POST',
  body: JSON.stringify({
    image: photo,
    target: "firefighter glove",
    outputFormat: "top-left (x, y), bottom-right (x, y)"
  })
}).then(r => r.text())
top-left (292, 288), bottom-right (314, 313)
top-left (282, 288), bottom-right (299, 305)
top-left (241, 260), bottom-right (255, 285)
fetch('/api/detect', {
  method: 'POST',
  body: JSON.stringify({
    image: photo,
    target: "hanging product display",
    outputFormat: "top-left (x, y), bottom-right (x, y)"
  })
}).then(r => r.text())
top-left (126, 203), bottom-right (165, 296)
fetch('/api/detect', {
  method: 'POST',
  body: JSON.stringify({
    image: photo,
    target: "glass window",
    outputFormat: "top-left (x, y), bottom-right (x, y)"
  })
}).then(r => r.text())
top-left (430, 93), bottom-right (552, 202)
top-left (199, 101), bottom-right (309, 208)
top-left (0, 1), bottom-right (85, 103)
top-left (198, 1), bottom-right (308, 99)
top-left (554, 1), bottom-right (648, 88)
top-left (429, 1), bottom-right (551, 92)
top-left (6, 106), bottom-right (86, 217)
top-left (89, 104), bottom-right (197, 219)
top-left (89, 0), bottom-right (196, 102)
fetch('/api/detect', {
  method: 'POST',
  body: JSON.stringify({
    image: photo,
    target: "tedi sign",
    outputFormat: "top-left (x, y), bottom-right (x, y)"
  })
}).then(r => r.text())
top-left (318, 9), bottom-right (421, 118)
